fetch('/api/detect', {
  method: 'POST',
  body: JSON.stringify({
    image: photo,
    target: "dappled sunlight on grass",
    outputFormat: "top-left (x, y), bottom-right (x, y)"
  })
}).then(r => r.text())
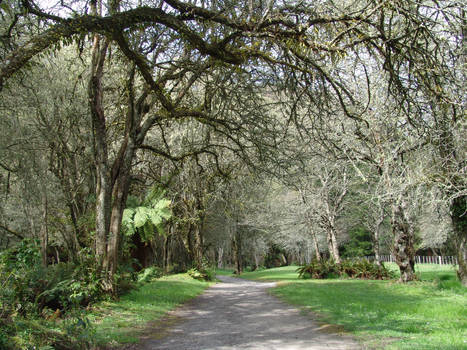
top-left (244, 265), bottom-right (467, 349)
top-left (89, 274), bottom-right (211, 346)
top-left (384, 262), bottom-right (459, 282)
top-left (214, 268), bottom-right (235, 276)
top-left (240, 266), bottom-right (300, 281)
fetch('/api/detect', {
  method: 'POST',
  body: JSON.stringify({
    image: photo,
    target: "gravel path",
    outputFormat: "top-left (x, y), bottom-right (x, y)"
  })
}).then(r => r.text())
top-left (139, 275), bottom-right (361, 350)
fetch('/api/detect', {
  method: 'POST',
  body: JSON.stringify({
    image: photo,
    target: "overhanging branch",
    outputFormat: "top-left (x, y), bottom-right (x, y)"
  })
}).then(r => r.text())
top-left (0, 7), bottom-right (244, 90)
top-left (0, 224), bottom-right (24, 239)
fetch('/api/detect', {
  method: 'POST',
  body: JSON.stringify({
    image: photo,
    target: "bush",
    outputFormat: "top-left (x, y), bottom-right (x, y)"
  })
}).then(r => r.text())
top-left (0, 242), bottom-right (104, 349)
top-left (187, 267), bottom-right (214, 281)
top-left (297, 259), bottom-right (395, 280)
top-left (0, 242), bottom-right (105, 318)
top-left (340, 227), bottom-right (373, 258)
top-left (1, 316), bottom-right (93, 350)
top-left (137, 266), bottom-right (164, 284)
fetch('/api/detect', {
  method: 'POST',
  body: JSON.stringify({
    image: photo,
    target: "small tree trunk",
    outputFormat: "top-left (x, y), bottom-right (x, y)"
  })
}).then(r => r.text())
top-left (329, 227), bottom-right (341, 263)
top-left (392, 203), bottom-right (416, 282)
top-left (452, 195), bottom-right (467, 286)
top-left (254, 252), bottom-right (260, 270)
top-left (232, 229), bottom-right (242, 274)
top-left (40, 191), bottom-right (48, 267)
top-left (217, 247), bottom-right (224, 269)
top-left (310, 229), bottom-right (321, 261)
top-left (373, 208), bottom-right (385, 266)
top-left (192, 225), bottom-right (204, 270)
top-left (163, 233), bottom-right (171, 273)
top-left (55, 246), bottom-right (60, 264)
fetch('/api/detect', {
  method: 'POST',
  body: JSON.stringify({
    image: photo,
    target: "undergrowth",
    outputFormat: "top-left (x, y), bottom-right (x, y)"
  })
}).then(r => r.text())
top-left (297, 258), bottom-right (394, 280)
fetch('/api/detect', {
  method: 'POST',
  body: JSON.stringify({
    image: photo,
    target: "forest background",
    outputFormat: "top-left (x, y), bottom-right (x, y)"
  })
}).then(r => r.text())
top-left (0, 0), bottom-right (466, 347)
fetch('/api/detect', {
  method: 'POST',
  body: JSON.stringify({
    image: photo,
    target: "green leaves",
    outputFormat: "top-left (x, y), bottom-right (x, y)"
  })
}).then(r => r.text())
top-left (134, 207), bottom-right (150, 228)
top-left (0, 1), bottom-right (12, 15)
top-left (121, 187), bottom-right (172, 241)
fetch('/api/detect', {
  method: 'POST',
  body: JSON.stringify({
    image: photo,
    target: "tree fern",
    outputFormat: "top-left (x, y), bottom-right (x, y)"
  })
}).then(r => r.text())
top-left (122, 187), bottom-right (172, 242)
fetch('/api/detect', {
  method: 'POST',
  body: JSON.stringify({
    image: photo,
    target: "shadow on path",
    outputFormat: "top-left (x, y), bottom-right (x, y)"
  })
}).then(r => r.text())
top-left (138, 275), bottom-right (361, 350)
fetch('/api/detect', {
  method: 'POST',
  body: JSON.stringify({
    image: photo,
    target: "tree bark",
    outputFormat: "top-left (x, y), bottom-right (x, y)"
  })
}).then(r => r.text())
top-left (329, 226), bottom-right (341, 263)
top-left (322, 214), bottom-right (340, 263)
top-left (89, 25), bottom-right (111, 270)
top-left (217, 246), bottom-right (224, 269)
top-left (310, 229), bottom-right (321, 261)
top-left (392, 202), bottom-right (416, 282)
top-left (40, 190), bottom-right (48, 267)
top-left (232, 222), bottom-right (242, 274)
top-left (163, 233), bottom-right (171, 273)
top-left (192, 225), bottom-right (204, 270)
top-left (373, 206), bottom-right (385, 266)
top-left (105, 166), bottom-right (132, 290)
top-left (452, 196), bottom-right (467, 286)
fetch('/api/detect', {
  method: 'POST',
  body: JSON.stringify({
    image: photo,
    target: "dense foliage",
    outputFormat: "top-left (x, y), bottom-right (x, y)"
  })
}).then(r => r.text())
top-left (0, 241), bottom-right (105, 317)
top-left (0, 241), bottom-right (102, 349)
top-left (297, 259), bottom-right (395, 280)
top-left (187, 267), bottom-right (215, 282)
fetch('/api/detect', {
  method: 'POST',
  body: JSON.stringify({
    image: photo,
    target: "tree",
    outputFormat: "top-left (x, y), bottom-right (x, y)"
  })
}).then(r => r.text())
top-left (2, 0), bottom-right (465, 287)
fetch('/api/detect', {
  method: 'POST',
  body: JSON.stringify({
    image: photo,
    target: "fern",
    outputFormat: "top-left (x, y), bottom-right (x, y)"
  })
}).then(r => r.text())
top-left (121, 186), bottom-right (172, 241)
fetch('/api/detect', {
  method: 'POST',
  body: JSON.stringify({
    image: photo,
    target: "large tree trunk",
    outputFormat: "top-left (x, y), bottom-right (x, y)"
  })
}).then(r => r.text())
top-left (454, 9), bottom-right (467, 287)
top-left (105, 175), bottom-right (130, 290)
top-left (392, 203), bottom-right (416, 282)
top-left (104, 138), bottom-right (135, 291)
top-left (89, 33), bottom-right (110, 269)
top-left (452, 196), bottom-right (467, 286)
top-left (88, 0), bottom-right (111, 271)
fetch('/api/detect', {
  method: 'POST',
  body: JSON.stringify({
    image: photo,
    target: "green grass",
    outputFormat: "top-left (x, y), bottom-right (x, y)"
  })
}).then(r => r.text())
top-left (1, 273), bottom-right (210, 349)
top-left (240, 265), bottom-right (300, 281)
top-left (214, 268), bottom-right (235, 276)
top-left (241, 264), bottom-right (467, 350)
top-left (89, 273), bottom-right (211, 347)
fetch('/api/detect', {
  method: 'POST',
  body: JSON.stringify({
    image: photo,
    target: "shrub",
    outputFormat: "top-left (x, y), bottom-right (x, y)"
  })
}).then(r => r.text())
top-left (296, 259), bottom-right (340, 279)
top-left (0, 242), bottom-right (105, 317)
top-left (340, 227), bottom-right (373, 258)
top-left (137, 266), bottom-right (164, 284)
top-left (297, 259), bottom-right (395, 280)
top-left (187, 267), bottom-right (214, 281)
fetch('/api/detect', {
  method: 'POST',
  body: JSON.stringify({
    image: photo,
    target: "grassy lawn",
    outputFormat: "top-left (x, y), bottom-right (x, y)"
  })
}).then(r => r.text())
top-left (241, 264), bottom-right (467, 350)
top-left (89, 273), bottom-right (211, 347)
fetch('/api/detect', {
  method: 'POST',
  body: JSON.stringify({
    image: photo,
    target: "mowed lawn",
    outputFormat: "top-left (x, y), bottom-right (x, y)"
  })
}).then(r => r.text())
top-left (240, 264), bottom-right (467, 350)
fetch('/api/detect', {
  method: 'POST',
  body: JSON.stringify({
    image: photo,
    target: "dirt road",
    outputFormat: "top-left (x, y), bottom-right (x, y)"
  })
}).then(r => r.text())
top-left (139, 275), bottom-right (361, 350)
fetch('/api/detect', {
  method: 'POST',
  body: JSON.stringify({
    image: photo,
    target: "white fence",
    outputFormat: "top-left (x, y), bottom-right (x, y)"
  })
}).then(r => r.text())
top-left (368, 255), bottom-right (458, 265)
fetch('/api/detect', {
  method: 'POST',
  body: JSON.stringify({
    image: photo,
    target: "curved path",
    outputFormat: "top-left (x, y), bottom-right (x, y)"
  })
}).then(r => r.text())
top-left (139, 275), bottom-right (361, 350)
